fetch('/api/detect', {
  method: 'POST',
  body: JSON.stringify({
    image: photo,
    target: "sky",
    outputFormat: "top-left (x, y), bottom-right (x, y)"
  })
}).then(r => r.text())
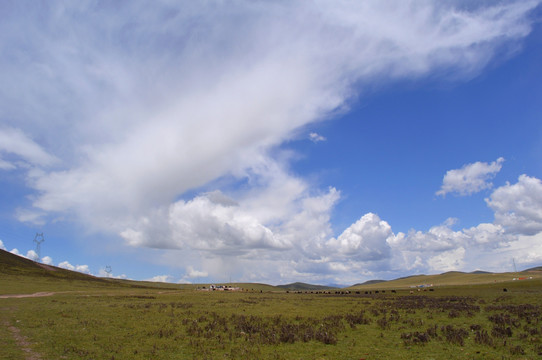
top-left (1, 1), bottom-right (542, 286)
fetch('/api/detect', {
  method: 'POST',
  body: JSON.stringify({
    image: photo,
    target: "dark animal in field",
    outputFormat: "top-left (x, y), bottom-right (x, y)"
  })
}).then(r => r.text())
top-left (503, 288), bottom-right (508, 292)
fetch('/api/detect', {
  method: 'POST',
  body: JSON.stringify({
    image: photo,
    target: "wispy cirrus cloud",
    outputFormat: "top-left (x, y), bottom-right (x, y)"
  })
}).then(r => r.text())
top-left (309, 132), bottom-right (326, 143)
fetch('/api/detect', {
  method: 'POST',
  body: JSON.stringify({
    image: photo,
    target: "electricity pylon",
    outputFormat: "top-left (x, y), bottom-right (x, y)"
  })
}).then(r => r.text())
top-left (33, 233), bottom-right (45, 261)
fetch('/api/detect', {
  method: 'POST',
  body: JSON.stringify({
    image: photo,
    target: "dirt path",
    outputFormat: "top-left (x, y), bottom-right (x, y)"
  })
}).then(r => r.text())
top-left (0, 292), bottom-right (55, 299)
top-left (2, 319), bottom-right (43, 360)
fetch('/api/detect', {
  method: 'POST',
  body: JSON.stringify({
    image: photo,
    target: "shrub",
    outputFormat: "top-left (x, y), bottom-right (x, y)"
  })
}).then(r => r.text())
top-left (441, 325), bottom-right (468, 346)
top-left (401, 331), bottom-right (430, 346)
top-left (474, 330), bottom-right (494, 347)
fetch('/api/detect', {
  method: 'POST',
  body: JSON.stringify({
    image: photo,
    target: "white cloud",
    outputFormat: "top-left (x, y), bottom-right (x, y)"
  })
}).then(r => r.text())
top-left (26, 250), bottom-right (39, 261)
top-left (0, 239), bottom-right (5, 250)
top-left (486, 174), bottom-right (542, 235)
top-left (395, 218), bottom-right (467, 252)
top-left (0, 157), bottom-right (16, 170)
top-left (427, 247), bottom-right (466, 273)
top-left (98, 268), bottom-right (128, 279)
top-left (120, 158), bottom-right (340, 261)
top-left (327, 213), bottom-right (393, 261)
top-left (42, 256), bottom-right (54, 265)
top-left (58, 261), bottom-right (91, 274)
top-left (146, 275), bottom-right (174, 283)
top-left (15, 208), bottom-right (47, 226)
top-left (388, 215), bottom-right (518, 274)
top-left (121, 192), bottom-right (287, 254)
top-left (436, 157), bottom-right (504, 197)
top-left (10, 248), bottom-right (20, 256)
top-left (309, 132), bottom-right (326, 143)
top-left (186, 266), bottom-right (208, 279)
top-left (0, 127), bottom-right (58, 169)
top-left (463, 222), bottom-right (511, 248)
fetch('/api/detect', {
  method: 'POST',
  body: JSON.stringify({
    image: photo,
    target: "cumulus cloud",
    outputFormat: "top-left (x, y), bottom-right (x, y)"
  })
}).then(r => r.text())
top-left (147, 275), bottom-right (174, 283)
top-left (388, 213), bottom-right (518, 274)
top-left (427, 247), bottom-right (466, 273)
top-left (394, 218), bottom-right (467, 252)
top-left (42, 256), bottom-right (54, 265)
top-left (186, 267), bottom-right (208, 279)
top-left (58, 261), bottom-right (91, 274)
top-left (486, 174), bottom-right (542, 235)
top-left (120, 157), bottom-right (339, 259)
top-left (121, 192), bottom-right (286, 254)
top-left (0, 239), bottom-right (5, 250)
top-left (327, 213), bottom-right (393, 261)
top-left (26, 250), bottom-right (39, 261)
top-left (436, 157), bottom-right (504, 197)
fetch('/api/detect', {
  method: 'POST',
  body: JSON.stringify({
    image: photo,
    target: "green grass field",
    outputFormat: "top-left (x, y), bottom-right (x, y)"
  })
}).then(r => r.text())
top-left (1, 249), bottom-right (542, 359)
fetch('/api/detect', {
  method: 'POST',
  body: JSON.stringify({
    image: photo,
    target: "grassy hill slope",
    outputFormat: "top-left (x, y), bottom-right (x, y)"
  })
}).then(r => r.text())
top-left (0, 250), bottom-right (279, 294)
top-left (276, 282), bottom-right (337, 291)
top-left (0, 248), bottom-right (108, 281)
top-left (0, 249), bottom-right (116, 294)
top-left (348, 270), bottom-right (542, 290)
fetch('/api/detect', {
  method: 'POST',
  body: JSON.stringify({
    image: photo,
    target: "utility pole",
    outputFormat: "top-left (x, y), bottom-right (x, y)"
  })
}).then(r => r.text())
top-left (33, 233), bottom-right (45, 261)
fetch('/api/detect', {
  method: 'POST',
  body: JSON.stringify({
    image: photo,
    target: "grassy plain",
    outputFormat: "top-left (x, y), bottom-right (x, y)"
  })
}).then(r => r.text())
top-left (1, 250), bottom-right (542, 359)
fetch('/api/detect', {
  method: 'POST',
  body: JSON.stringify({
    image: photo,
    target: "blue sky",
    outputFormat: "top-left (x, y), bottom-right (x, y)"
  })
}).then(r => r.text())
top-left (1, 1), bottom-right (542, 285)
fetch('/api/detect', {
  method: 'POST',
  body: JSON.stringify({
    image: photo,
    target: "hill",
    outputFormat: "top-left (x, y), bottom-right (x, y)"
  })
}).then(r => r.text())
top-left (0, 248), bottom-right (105, 282)
top-left (347, 270), bottom-right (542, 290)
top-left (352, 279), bottom-right (387, 287)
top-left (3, 248), bottom-right (541, 294)
top-left (276, 282), bottom-right (337, 291)
top-left (523, 266), bottom-right (542, 272)
top-left (0, 249), bottom-right (133, 294)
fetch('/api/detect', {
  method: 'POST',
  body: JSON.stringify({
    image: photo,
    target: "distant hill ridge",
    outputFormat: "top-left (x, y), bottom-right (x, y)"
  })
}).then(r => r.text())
top-left (524, 266), bottom-right (542, 272)
top-left (2, 248), bottom-right (541, 289)
top-left (276, 282), bottom-right (337, 291)
top-left (352, 279), bottom-right (387, 287)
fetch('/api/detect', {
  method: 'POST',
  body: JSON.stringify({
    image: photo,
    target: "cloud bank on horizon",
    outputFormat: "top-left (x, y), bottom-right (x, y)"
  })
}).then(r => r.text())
top-left (1, 1), bottom-right (542, 284)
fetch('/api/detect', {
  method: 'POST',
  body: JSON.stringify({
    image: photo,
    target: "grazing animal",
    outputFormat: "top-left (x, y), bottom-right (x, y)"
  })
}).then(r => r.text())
top-left (503, 288), bottom-right (508, 292)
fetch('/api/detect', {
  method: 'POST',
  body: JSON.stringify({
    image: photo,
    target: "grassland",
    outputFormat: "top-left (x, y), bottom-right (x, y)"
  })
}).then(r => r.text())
top-left (1, 249), bottom-right (542, 359)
